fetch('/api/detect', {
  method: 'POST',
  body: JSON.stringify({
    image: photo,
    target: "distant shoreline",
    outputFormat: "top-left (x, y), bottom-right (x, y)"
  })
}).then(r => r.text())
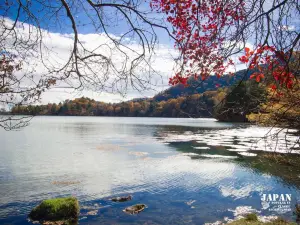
top-left (2, 113), bottom-right (215, 119)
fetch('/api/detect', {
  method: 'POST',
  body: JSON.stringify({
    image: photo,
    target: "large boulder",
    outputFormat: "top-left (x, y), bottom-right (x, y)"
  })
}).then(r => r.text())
top-left (29, 197), bottom-right (79, 224)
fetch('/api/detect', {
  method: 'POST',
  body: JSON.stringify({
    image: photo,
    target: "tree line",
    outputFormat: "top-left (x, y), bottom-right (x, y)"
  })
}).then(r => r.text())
top-left (10, 80), bottom-right (271, 121)
top-left (10, 77), bottom-right (300, 128)
top-left (11, 92), bottom-right (217, 118)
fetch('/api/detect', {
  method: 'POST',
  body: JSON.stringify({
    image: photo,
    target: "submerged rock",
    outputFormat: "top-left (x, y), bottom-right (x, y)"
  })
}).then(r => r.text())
top-left (28, 197), bottom-right (79, 224)
top-left (123, 204), bottom-right (146, 214)
top-left (111, 195), bottom-right (132, 202)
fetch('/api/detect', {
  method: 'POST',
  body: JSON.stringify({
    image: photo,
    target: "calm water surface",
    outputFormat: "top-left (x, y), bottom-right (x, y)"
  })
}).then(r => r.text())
top-left (0, 117), bottom-right (299, 224)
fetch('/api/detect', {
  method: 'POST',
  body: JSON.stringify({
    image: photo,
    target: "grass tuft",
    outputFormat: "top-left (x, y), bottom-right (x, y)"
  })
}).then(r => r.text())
top-left (245, 213), bottom-right (258, 221)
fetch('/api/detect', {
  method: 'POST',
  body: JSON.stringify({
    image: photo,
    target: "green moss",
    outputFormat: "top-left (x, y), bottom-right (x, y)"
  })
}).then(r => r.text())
top-left (227, 216), bottom-right (297, 225)
top-left (29, 197), bottom-right (79, 223)
top-left (245, 213), bottom-right (258, 221)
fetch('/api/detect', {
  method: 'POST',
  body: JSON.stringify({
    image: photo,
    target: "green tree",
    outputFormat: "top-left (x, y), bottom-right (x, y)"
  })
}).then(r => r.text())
top-left (215, 81), bottom-right (267, 122)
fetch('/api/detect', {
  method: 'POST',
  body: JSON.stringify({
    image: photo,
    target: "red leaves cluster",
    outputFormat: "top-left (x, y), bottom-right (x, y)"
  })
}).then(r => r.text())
top-left (151, 0), bottom-right (296, 95)
top-left (272, 66), bottom-right (294, 89)
top-left (151, 0), bottom-right (246, 85)
top-left (238, 46), bottom-right (295, 90)
top-left (169, 73), bottom-right (188, 86)
top-left (250, 73), bottom-right (265, 82)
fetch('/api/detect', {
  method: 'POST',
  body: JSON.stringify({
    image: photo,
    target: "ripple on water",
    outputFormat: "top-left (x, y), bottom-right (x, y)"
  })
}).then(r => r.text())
top-left (198, 154), bottom-right (238, 159)
top-left (192, 146), bottom-right (210, 150)
top-left (98, 153), bottom-right (237, 197)
top-left (238, 152), bottom-right (257, 157)
top-left (1, 118), bottom-right (298, 224)
top-left (157, 126), bottom-right (299, 154)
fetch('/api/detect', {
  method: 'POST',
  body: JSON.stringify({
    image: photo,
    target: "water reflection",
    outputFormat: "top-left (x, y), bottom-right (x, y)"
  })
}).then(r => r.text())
top-left (0, 117), bottom-right (299, 225)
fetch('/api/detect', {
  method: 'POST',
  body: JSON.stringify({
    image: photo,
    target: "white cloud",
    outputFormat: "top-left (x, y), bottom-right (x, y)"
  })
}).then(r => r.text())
top-left (1, 16), bottom-right (265, 106)
top-left (278, 25), bottom-right (296, 31)
top-left (219, 183), bottom-right (271, 200)
top-left (158, 126), bottom-right (299, 154)
top-left (1, 17), bottom-right (178, 105)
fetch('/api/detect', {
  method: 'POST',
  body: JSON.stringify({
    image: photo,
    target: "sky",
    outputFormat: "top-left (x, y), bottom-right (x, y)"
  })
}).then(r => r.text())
top-left (2, 0), bottom-right (298, 106)
top-left (1, 0), bottom-right (180, 105)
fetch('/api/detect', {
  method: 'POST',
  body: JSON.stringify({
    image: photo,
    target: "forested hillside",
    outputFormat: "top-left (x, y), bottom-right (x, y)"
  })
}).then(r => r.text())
top-left (13, 68), bottom-right (299, 126)
top-left (11, 70), bottom-right (266, 119)
top-left (11, 92), bottom-right (218, 118)
top-left (11, 69), bottom-right (254, 118)
top-left (154, 69), bottom-right (253, 101)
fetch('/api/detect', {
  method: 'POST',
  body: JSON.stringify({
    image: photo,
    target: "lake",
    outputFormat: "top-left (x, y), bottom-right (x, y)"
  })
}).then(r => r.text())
top-left (0, 116), bottom-right (299, 224)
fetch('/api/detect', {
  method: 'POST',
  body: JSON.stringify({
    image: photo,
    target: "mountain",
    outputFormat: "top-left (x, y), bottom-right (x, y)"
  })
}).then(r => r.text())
top-left (11, 68), bottom-right (257, 118)
top-left (154, 69), bottom-right (254, 101)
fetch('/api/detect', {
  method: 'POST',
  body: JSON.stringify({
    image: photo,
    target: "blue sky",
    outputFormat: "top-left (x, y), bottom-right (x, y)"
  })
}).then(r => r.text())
top-left (2, 0), bottom-right (172, 42)
top-left (1, 0), bottom-right (177, 104)
top-left (1, 0), bottom-right (299, 105)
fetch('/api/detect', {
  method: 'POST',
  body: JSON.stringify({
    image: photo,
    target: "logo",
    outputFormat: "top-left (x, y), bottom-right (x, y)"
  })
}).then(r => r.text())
top-left (261, 193), bottom-right (292, 213)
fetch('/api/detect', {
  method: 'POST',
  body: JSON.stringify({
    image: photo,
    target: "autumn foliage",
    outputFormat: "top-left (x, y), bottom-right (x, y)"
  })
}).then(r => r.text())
top-left (151, 0), bottom-right (298, 93)
top-left (238, 46), bottom-right (296, 90)
top-left (151, 0), bottom-right (299, 129)
top-left (151, 0), bottom-right (245, 85)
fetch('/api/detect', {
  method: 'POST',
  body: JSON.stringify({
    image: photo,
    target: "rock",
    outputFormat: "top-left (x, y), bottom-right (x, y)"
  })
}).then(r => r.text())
top-left (123, 204), bottom-right (146, 214)
top-left (111, 195), bottom-right (132, 202)
top-left (28, 197), bottom-right (79, 224)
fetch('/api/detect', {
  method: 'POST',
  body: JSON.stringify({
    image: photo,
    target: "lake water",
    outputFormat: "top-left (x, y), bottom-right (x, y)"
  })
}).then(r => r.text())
top-left (0, 117), bottom-right (299, 224)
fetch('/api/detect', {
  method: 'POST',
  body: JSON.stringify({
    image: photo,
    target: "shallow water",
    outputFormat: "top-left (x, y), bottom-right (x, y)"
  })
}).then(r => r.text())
top-left (0, 117), bottom-right (299, 224)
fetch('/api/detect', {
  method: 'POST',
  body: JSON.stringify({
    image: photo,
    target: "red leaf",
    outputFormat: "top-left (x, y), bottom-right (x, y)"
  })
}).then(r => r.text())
top-left (250, 74), bottom-right (256, 79)
top-left (256, 76), bottom-right (261, 82)
top-left (270, 84), bottom-right (277, 90)
top-left (245, 47), bottom-right (250, 55)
